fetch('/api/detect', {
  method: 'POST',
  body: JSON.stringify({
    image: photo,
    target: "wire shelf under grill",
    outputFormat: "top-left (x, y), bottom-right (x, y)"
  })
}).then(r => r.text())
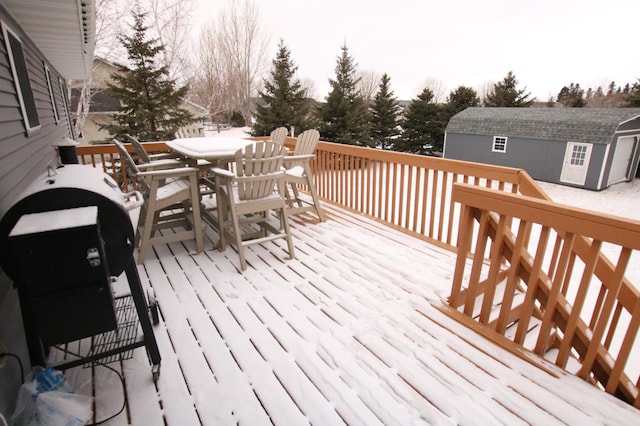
top-left (84, 294), bottom-right (142, 367)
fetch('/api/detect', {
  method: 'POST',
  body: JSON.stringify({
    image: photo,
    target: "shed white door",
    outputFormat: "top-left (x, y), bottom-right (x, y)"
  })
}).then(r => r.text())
top-left (560, 142), bottom-right (592, 185)
top-left (607, 136), bottom-right (637, 186)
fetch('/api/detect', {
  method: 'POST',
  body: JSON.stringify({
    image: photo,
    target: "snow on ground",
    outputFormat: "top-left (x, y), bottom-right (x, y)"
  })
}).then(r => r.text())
top-left (536, 178), bottom-right (640, 222)
top-left (536, 178), bottom-right (640, 289)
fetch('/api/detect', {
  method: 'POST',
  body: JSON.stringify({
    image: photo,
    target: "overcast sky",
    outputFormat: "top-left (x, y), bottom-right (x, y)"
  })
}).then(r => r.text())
top-left (196, 0), bottom-right (640, 102)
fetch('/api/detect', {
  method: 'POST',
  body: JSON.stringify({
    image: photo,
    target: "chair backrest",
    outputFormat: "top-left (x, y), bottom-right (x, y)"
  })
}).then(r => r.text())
top-left (269, 127), bottom-right (288, 145)
top-left (113, 139), bottom-right (149, 193)
top-left (124, 134), bottom-right (152, 163)
top-left (234, 141), bottom-right (286, 201)
top-left (293, 129), bottom-right (320, 156)
top-left (285, 129), bottom-right (320, 170)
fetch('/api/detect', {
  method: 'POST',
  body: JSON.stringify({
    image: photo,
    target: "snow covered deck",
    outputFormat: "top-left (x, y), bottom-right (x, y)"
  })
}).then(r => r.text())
top-left (61, 199), bottom-right (640, 425)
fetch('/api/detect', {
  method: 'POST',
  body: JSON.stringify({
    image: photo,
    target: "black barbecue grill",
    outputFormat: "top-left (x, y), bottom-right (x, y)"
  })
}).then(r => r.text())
top-left (0, 164), bottom-right (161, 377)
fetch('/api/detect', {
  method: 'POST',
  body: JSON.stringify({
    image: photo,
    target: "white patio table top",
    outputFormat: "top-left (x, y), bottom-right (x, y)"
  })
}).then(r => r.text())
top-left (166, 137), bottom-right (254, 163)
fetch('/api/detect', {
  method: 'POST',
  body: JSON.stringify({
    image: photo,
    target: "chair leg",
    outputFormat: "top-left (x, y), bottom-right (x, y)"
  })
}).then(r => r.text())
top-left (231, 210), bottom-right (247, 271)
top-left (280, 205), bottom-right (295, 260)
top-left (137, 195), bottom-right (157, 264)
top-left (304, 164), bottom-right (325, 222)
top-left (189, 174), bottom-right (204, 253)
top-left (216, 185), bottom-right (229, 250)
top-left (291, 184), bottom-right (303, 208)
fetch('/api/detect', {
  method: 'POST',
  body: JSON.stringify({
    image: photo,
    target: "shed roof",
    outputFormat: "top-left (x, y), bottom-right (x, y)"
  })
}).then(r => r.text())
top-left (446, 107), bottom-right (640, 144)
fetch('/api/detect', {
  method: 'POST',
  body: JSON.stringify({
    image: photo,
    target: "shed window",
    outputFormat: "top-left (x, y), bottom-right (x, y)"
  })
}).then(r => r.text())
top-left (492, 136), bottom-right (507, 152)
top-left (570, 144), bottom-right (588, 166)
top-left (44, 63), bottom-right (60, 124)
top-left (1, 21), bottom-right (40, 133)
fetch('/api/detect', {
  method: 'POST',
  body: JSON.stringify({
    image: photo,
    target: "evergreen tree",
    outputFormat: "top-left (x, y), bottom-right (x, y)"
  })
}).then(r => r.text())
top-left (396, 88), bottom-right (445, 155)
top-left (483, 71), bottom-right (534, 107)
top-left (369, 73), bottom-right (400, 150)
top-left (101, 7), bottom-right (195, 141)
top-left (624, 80), bottom-right (640, 107)
top-left (251, 40), bottom-right (310, 136)
top-left (556, 83), bottom-right (586, 107)
top-left (316, 44), bottom-right (369, 145)
top-left (446, 86), bottom-right (480, 115)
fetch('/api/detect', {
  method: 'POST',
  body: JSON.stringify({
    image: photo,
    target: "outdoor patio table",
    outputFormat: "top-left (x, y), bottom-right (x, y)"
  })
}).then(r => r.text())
top-left (166, 137), bottom-right (255, 236)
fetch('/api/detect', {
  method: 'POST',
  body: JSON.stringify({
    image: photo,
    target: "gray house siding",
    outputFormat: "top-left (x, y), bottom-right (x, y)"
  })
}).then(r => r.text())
top-left (0, 5), bottom-right (73, 416)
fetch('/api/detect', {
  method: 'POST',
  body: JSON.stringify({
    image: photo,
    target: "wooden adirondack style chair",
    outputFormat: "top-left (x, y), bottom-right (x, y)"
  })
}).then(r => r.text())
top-left (212, 141), bottom-right (294, 271)
top-left (113, 140), bottom-right (204, 264)
top-left (269, 127), bottom-right (288, 145)
top-left (282, 129), bottom-right (325, 221)
top-left (124, 134), bottom-right (181, 166)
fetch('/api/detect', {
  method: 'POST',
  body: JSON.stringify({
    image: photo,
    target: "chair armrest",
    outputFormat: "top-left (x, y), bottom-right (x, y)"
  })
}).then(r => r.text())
top-left (148, 152), bottom-right (179, 160)
top-left (137, 166), bottom-right (198, 180)
top-left (210, 167), bottom-right (235, 178)
top-left (283, 154), bottom-right (314, 165)
top-left (137, 158), bottom-right (186, 170)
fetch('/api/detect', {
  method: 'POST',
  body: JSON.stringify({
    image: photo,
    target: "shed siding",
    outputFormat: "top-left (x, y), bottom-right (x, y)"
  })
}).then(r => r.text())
top-left (444, 133), bottom-right (563, 181)
top-left (0, 7), bottom-right (73, 415)
top-left (445, 132), bottom-right (608, 190)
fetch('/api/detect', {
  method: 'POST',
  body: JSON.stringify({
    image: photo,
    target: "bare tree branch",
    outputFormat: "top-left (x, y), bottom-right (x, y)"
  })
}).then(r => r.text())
top-left (191, 0), bottom-right (269, 124)
top-left (356, 70), bottom-right (381, 108)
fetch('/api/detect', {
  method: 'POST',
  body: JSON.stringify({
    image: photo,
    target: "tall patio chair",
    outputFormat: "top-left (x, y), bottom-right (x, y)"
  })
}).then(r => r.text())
top-left (282, 129), bottom-right (325, 221)
top-left (269, 126), bottom-right (288, 146)
top-left (124, 134), bottom-right (219, 220)
top-left (212, 141), bottom-right (294, 271)
top-left (114, 140), bottom-right (204, 264)
top-left (124, 134), bottom-right (182, 166)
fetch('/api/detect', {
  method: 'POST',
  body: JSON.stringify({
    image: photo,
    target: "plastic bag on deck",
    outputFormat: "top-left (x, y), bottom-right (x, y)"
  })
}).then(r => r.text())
top-left (10, 367), bottom-right (93, 426)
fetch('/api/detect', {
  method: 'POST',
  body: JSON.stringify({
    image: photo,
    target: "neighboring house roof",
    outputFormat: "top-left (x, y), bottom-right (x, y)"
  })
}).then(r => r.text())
top-left (446, 107), bottom-right (640, 144)
top-left (1, 0), bottom-right (96, 80)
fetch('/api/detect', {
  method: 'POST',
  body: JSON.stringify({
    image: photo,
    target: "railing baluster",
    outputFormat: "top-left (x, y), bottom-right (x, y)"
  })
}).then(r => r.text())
top-left (556, 239), bottom-right (602, 368)
top-left (578, 247), bottom-right (632, 380)
top-left (479, 213), bottom-right (508, 324)
top-left (514, 225), bottom-right (552, 345)
top-left (496, 219), bottom-right (532, 335)
top-left (535, 233), bottom-right (576, 355)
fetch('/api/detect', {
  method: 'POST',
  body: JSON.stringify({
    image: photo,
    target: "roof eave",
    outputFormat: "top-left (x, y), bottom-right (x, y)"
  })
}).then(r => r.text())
top-left (1, 0), bottom-right (95, 80)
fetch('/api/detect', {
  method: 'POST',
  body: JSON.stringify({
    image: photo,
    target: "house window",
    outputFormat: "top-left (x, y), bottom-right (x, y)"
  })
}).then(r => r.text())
top-left (492, 136), bottom-right (507, 152)
top-left (1, 21), bottom-right (40, 133)
top-left (44, 63), bottom-right (60, 124)
top-left (59, 77), bottom-right (74, 137)
top-left (570, 144), bottom-right (588, 166)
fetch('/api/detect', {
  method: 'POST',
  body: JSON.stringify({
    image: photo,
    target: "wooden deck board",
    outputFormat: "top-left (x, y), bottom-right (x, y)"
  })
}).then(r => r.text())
top-left (57, 198), bottom-right (640, 425)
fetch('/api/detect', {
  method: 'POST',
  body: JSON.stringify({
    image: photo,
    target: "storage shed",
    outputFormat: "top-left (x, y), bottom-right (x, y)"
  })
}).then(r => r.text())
top-left (444, 107), bottom-right (640, 190)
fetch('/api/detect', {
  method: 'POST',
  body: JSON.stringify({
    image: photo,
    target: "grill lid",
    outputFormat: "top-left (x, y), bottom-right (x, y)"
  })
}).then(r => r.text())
top-left (0, 165), bottom-right (142, 279)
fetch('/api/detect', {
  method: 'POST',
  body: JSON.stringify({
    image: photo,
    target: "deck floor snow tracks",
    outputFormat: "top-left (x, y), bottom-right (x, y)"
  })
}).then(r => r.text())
top-left (57, 198), bottom-right (640, 425)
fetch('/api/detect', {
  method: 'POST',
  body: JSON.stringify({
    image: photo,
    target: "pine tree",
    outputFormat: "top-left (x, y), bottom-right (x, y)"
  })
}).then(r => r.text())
top-left (101, 7), bottom-right (196, 142)
top-left (316, 44), bottom-right (369, 145)
top-left (483, 71), bottom-right (534, 107)
top-left (447, 86), bottom-right (480, 115)
top-left (369, 73), bottom-right (400, 150)
top-left (396, 88), bottom-right (445, 154)
top-left (556, 83), bottom-right (586, 107)
top-left (251, 40), bottom-right (310, 136)
top-left (624, 80), bottom-right (640, 107)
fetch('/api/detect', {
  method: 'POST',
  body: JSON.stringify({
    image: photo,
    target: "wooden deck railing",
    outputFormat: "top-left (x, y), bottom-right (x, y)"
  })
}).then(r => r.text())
top-left (449, 183), bottom-right (640, 407)
top-left (73, 138), bottom-right (640, 406)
